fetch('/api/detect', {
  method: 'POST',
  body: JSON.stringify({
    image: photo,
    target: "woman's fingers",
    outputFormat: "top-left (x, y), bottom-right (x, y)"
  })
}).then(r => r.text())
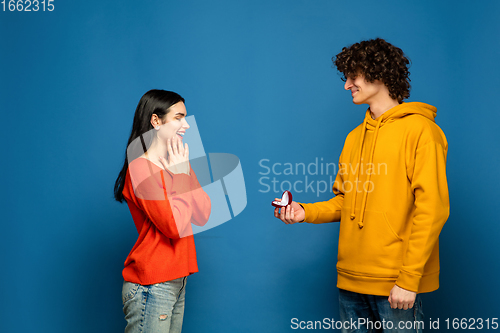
top-left (166, 139), bottom-right (174, 158)
top-left (184, 142), bottom-right (189, 159)
top-left (172, 137), bottom-right (179, 155)
top-left (168, 137), bottom-right (189, 160)
top-left (159, 156), bottom-right (168, 168)
top-left (162, 137), bottom-right (190, 175)
top-left (178, 137), bottom-right (184, 153)
top-left (173, 136), bottom-right (180, 153)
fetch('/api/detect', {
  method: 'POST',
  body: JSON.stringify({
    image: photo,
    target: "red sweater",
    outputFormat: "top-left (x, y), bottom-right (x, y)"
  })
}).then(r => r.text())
top-left (122, 157), bottom-right (211, 285)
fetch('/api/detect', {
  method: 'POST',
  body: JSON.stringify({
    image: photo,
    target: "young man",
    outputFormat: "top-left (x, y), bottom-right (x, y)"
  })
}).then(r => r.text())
top-left (274, 38), bottom-right (449, 332)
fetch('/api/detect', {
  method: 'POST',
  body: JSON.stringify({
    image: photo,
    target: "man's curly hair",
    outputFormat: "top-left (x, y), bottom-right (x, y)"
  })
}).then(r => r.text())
top-left (333, 38), bottom-right (411, 103)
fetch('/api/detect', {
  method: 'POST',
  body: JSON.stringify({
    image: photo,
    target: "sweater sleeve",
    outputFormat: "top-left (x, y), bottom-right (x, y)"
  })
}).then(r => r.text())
top-left (125, 162), bottom-right (210, 239)
top-left (166, 167), bottom-right (211, 230)
top-left (396, 141), bottom-right (450, 292)
top-left (186, 169), bottom-right (211, 227)
top-left (298, 151), bottom-right (345, 224)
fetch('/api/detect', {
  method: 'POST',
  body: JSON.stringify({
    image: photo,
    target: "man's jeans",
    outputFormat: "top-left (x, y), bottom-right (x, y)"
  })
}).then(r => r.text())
top-left (122, 277), bottom-right (187, 333)
top-left (339, 289), bottom-right (424, 333)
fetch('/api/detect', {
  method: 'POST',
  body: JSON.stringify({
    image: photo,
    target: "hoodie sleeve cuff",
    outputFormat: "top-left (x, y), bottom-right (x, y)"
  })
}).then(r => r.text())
top-left (395, 270), bottom-right (422, 293)
top-left (298, 204), bottom-right (306, 223)
top-left (297, 202), bottom-right (315, 223)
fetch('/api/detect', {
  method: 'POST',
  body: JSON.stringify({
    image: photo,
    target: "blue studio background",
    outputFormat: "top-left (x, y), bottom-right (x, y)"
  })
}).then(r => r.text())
top-left (1, 0), bottom-right (499, 332)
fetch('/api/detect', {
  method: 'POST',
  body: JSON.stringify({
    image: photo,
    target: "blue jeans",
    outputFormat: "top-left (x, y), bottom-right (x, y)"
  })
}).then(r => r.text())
top-left (122, 277), bottom-right (187, 333)
top-left (338, 289), bottom-right (424, 333)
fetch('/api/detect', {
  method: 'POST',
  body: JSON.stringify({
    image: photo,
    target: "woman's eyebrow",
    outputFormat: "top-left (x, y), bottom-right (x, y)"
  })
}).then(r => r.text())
top-left (174, 112), bottom-right (186, 117)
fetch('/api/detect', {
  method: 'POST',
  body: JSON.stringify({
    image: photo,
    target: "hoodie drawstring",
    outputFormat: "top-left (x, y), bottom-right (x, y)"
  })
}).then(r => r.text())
top-left (348, 102), bottom-right (437, 229)
top-left (350, 115), bottom-right (383, 229)
top-left (350, 118), bottom-right (367, 222)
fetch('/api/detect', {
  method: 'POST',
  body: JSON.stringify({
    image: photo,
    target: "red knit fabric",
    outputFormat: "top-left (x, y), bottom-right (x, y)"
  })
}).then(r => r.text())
top-left (122, 157), bottom-right (211, 285)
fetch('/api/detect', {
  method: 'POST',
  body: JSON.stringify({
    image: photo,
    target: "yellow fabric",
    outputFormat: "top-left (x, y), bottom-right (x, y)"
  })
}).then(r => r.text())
top-left (299, 102), bottom-right (450, 296)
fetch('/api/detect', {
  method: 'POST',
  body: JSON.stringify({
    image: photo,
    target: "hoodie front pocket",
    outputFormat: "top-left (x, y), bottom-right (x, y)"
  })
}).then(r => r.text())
top-left (338, 209), bottom-right (404, 276)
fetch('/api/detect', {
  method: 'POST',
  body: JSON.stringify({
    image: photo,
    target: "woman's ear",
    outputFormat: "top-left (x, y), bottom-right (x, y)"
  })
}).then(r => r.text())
top-left (150, 114), bottom-right (161, 130)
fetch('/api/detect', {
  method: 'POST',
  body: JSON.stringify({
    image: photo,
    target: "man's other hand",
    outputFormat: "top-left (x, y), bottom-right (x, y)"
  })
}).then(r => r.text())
top-left (388, 285), bottom-right (417, 310)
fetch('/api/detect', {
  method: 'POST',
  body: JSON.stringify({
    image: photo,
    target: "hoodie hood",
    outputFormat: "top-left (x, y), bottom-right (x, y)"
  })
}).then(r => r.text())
top-left (365, 102), bottom-right (437, 130)
top-left (350, 102), bottom-right (437, 228)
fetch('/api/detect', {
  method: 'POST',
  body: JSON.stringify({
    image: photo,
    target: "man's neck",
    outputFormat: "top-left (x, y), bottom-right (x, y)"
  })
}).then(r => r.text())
top-left (369, 99), bottom-right (400, 119)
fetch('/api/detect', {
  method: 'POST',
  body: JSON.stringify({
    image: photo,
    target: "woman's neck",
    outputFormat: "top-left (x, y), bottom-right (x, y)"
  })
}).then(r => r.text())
top-left (143, 140), bottom-right (167, 167)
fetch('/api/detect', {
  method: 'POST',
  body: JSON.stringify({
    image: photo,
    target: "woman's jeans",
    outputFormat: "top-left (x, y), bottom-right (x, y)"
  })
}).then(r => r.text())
top-left (122, 277), bottom-right (187, 333)
top-left (339, 289), bottom-right (424, 333)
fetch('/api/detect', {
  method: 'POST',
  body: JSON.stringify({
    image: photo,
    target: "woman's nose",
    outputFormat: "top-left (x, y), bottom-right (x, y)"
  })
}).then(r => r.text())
top-left (182, 118), bottom-right (190, 129)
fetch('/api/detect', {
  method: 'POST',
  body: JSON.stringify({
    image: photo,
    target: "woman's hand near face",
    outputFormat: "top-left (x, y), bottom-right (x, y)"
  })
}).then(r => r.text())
top-left (159, 137), bottom-right (190, 175)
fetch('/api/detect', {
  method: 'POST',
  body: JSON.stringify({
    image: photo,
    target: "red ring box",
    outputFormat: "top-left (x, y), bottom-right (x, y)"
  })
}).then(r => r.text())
top-left (272, 190), bottom-right (292, 208)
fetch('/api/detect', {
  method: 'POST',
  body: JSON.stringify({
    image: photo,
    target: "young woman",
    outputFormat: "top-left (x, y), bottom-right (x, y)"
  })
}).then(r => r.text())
top-left (114, 89), bottom-right (211, 333)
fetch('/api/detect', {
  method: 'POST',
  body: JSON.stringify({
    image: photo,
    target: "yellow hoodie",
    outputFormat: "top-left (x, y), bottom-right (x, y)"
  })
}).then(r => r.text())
top-left (300, 102), bottom-right (450, 296)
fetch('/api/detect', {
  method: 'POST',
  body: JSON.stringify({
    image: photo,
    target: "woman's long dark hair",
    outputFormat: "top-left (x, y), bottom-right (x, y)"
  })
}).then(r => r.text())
top-left (114, 89), bottom-right (185, 202)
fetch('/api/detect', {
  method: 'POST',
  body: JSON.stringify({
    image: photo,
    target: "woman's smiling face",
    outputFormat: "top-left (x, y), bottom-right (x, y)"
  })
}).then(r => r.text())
top-left (155, 102), bottom-right (190, 142)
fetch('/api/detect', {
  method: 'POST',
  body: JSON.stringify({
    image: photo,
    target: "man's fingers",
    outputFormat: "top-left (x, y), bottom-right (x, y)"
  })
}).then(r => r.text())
top-left (388, 295), bottom-right (398, 309)
top-left (288, 207), bottom-right (295, 222)
top-left (274, 204), bottom-right (296, 224)
top-left (388, 293), bottom-right (395, 308)
top-left (286, 206), bottom-right (293, 223)
top-left (275, 208), bottom-right (283, 220)
top-left (280, 206), bottom-right (286, 223)
top-left (284, 206), bottom-right (292, 224)
top-left (285, 206), bottom-right (296, 224)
